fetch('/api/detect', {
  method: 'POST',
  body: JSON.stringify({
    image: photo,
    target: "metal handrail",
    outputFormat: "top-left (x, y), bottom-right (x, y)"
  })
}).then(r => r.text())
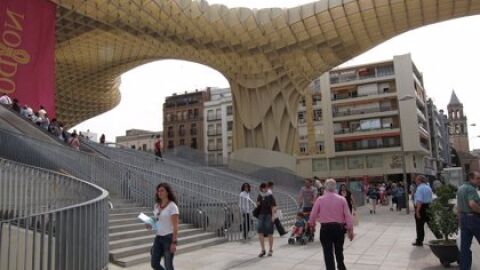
top-left (0, 127), bottom-right (247, 241)
top-left (0, 158), bottom-right (109, 270)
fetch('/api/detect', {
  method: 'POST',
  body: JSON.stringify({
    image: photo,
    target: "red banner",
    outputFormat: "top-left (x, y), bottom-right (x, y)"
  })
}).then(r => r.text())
top-left (0, 0), bottom-right (56, 117)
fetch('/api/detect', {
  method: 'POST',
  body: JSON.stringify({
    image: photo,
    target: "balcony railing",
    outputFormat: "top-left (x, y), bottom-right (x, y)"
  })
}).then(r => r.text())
top-left (217, 144), bottom-right (223, 150)
top-left (335, 142), bottom-right (401, 152)
top-left (330, 66), bottom-right (394, 84)
top-left (207, 130), bottom-right (216, 136)
top-left (334, 126), bottom-right (398, 135)
top-left (208, 145), bottom-right (216, 151)
top-left (333, 106), bottom-right (397, 117)
top-left (332, 90), bottom-right (396, 101)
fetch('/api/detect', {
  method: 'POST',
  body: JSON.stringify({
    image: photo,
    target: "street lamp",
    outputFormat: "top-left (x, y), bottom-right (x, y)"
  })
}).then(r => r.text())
top-left (398, 94), bottom-right (415, 214)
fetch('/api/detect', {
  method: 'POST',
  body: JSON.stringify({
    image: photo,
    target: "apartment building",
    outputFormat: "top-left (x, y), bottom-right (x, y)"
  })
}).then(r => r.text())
top-left (203, 88), bottom-right (234, 165)
top-left (426, 99), bottom-right (451, 174)
top-left (116, 129), bottom-right (162, 152)
top-left (296, 54), bottom-right (435, 183)
top-left (163, 89), bottom-right (210, 151)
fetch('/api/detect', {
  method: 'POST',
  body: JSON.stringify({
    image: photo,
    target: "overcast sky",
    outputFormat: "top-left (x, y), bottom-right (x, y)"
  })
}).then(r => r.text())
top-left (73, 0), bottom-right (480, 149)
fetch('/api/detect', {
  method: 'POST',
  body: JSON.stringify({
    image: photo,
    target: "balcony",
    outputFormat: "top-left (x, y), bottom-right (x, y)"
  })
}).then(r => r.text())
top-left (207, 130), bottom-right (216, 136)
top-left (334, 126), bottom-right (399, 136)
top-left (335, 141), bottom-right (401, 152)
top-left (330, 65), bottom-right (395, 85)
top-left (207, 144), bottom-right (216, 151)
top-left (333, 106), bottom-right (397, 118)
top-left (331, 90), bottom-right (396, 102)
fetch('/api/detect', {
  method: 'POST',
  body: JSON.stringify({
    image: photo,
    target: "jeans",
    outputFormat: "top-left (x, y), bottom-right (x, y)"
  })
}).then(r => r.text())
top-left (320, 223), bottom-right (346, 270)
top-left (242, 213), bottom-right (251, 239)
top-left (460, 213), bottom-right (480, 270)
top-left (151, 234), bottom-right (174, 270)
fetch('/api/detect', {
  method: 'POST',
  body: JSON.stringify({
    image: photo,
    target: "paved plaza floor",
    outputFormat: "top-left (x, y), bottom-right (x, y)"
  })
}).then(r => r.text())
top-left (110, 205), bottom-right (479, 270)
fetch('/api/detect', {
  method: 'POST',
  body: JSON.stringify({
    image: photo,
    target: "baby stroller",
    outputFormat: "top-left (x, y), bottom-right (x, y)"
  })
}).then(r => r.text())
top-left (288, 211), bottom-right (315, 245)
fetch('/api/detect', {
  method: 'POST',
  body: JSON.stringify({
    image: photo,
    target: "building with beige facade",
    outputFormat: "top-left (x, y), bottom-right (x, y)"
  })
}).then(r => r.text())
top-left (163, 90), bottom-right (210, 151)
top-left (296, 54), bottom-right (435, 183)
top-left (116, 129), bottom-right (162, 152)
top-left (203, 88), bottom-right (234, 165)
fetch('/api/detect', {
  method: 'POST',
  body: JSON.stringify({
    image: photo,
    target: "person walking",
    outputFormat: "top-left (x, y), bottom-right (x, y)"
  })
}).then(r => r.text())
top-left (100, 134), bottom-right (106, 144)
top-left (267, 181), bottom-right (287, 236)
top-left (256, 183), bottom-right (276, 257)
top-left (68, 132), bottom-right (80, 150)
top-left (146, 183), bottom-right (179, 270)
top-left (412, 175), bottom-right (433, 246)
top-left (457, 171), bottom-right (480, 270)
top-left (339, 184), bottom-right (355, 214)
top-left (239, 183), bottom-right (254, 240)
top-left (298, 179), bottom-right (318, 212)
top-left (366, 185), bottom-right (379, 214)
top-left (309, 179), bottom-right (354, 270)
top-left (154, 135), bottom-right (163, 161)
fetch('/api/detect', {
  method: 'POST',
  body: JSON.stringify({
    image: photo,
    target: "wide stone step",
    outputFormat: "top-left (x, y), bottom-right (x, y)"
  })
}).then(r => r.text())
top-left (111, 237), bottom-right (226, 267)
top-left (110, 232), bottom-right (218, 261)
top-left (109, 228), bottom-right (208, 250)
top-left (109, 218), bottom-right (143, 226)
top-left (111, 203), bottom-right (145, 209)
top-left (109, 212), bottom-right (145, 220)
top-left (110, 207), bottom-right (151, 214)
top-left (109, 223), bottom-right (194, 234)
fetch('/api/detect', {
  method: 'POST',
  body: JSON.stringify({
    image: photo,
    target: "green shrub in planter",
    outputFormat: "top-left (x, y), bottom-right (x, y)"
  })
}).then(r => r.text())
top-left (428, 184), bottom-right (458, 242)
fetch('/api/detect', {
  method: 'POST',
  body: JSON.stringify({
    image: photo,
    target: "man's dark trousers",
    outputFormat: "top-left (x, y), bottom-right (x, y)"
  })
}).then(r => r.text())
top-left (460, 213), bottom-right (480, 270)
top-left (320, 223), bottom-right (346, 270)
top-left (414, 203), bottom-right (430, 244)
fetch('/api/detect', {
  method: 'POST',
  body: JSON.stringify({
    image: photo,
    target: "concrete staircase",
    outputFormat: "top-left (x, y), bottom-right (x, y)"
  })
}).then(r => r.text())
top-left (109, 198), bottom-right (226, 268)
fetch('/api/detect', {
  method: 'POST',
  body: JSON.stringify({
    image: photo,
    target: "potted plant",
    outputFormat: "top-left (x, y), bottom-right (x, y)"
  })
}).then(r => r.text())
top-left (427, 184), bottom-right (459, 267)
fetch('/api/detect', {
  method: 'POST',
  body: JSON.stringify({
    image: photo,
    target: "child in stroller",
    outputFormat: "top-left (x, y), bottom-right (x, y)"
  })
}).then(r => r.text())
top-left (288, 212), bottom-right (315, 245)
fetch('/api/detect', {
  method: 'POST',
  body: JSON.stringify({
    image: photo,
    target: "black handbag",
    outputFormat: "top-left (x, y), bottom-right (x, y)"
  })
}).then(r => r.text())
top-left (252, 206), bottom-right (260, 218)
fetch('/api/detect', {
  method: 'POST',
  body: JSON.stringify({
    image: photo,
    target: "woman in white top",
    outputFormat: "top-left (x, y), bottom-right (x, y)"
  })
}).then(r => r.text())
top-left (146, 183), bottom-right (179, 270)
top-left (239, 183), bottom-right (253, 240)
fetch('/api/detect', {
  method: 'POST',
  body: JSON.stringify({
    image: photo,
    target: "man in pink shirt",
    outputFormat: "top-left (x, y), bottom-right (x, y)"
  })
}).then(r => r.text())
top-left (308, 179), bottom-right (354, 270)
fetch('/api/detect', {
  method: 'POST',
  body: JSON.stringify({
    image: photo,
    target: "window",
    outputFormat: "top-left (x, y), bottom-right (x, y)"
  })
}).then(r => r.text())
top-left (131, 145), bottom-right (136, 149)
top-left (182, 111), bottom-right (188, 120)
top-left (299, 143), bottom-right (307, 153)
top-left (298, 112), bottom-right (305, 124)
top-left (348, 156), bottom-right (364, 169)
top-left (316, 142), bottom-right (324, 153)
top-left (177, 112), bottom-right (182, 121)
top-left (215, 108), bottom-right (221, 119)
top-left (299, 97), bottom-right (306, 107)
top-left (216, 138), bottom-right (223, 150)
top-left (188, 109), bottom-right (193, 119)
top-left (207, 110), bottom-right (214, 120)
top-left (168, 140), bottom-right (174, 149)
top-left (312, 159), bottom-right (327, 171)
top-left (167, 126), bottom-right (174, 137)
top-left (193, 108), bottom-right (199, 119)
top-left (227, 121), bottom-right (233, 131)
top-left (166, 113), bottom-right (172, 122)
top-left (142, 144), bottom-right (147, 151)
top-left (312, 94), bottom-right (321, 104)
top-left (179, 125), bottom-right (185, 136)
top-left (179, 139), bottom-right (185, 145)
top-left (208, 124), bottom-right (215, 136)
top-left (330, 158), bottom-right (345, 170)
top-left (216, 123), bottom-right (222, 134)
top-left (366, 155), bottom-right (383, 168)
top-left (191, 138), bottom-right (197, 149)
top-left (208, 139), bottom-right (215, 151)
top-left (226, 105), bottom-right (233, 116)
top-left (190, 123), bottom-right (197, 136)
top-left (313, 110), bottom-right (322, 121)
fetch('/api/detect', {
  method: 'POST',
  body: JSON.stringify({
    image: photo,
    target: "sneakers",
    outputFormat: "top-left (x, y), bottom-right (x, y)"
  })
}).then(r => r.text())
top-left (412, 242), bottom-right (423, 247)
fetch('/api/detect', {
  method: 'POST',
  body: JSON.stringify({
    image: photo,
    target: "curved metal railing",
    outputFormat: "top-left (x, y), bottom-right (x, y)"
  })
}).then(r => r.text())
top-left (0, 127), bottom-right (246, 241)
top-left (0, 158), bottom-right (109, 270)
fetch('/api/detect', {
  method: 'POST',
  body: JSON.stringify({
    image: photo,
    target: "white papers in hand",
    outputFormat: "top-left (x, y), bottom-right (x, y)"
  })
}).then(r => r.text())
top-left (138, 213), bottom-right (158, 231)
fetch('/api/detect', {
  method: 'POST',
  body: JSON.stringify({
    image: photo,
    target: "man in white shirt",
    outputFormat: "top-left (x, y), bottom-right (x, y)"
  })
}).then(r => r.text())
top-left (38, 105), bottom-right (47, 119)
top-left (0, 94), bottom-right (12, 105)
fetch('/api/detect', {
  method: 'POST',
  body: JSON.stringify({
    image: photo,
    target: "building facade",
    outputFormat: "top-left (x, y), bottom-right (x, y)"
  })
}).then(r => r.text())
top-left (427, 99), bottom-right (451, 174)
top-left (203, 88), bottom-right (234, 165)
top-left (163, 90), bottom-right (210, 151)
top-left (296, 54), bottom-right (435, 182)
top-left (116, 129), bottom-right (162, 152)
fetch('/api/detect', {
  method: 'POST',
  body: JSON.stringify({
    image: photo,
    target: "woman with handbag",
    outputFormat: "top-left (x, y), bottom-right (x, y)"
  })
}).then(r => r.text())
top-left (255, 183), bottom-right (276, 257)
